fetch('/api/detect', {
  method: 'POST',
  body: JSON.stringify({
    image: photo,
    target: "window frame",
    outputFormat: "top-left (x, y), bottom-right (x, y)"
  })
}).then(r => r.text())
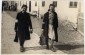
top-left (53, 1), bottom-right (57, 7)
top-left (42, 1), bottom-right (45, 7)
top-left (69, 1), bottom-right (77, 8)
top-left (35, 1), bottom-right (37, 6)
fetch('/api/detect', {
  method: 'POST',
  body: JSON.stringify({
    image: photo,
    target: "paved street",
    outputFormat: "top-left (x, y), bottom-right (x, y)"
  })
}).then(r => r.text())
top-left (1, 11), bottom-right (84, 54)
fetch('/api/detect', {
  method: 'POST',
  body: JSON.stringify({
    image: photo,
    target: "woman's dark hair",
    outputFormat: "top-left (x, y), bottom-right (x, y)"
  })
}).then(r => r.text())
top-left (21, 4), bottom-right (27, 8)
top-left (48, 4), bottom-right (55, 12)
top-left (49, 4), bottom-right (55, 8)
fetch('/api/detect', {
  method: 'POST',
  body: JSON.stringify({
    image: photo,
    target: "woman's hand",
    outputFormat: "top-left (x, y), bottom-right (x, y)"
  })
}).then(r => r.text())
top-left (30, 29), bottom-right (33, 33)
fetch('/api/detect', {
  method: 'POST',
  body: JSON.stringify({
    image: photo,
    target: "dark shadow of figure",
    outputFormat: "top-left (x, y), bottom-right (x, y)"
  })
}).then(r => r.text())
top-left (25, 45), bottom-right (46, 51)
top-left (53, 44), bottom-right (84, 54)
top-left (24, 43), bottom-right (84, 54)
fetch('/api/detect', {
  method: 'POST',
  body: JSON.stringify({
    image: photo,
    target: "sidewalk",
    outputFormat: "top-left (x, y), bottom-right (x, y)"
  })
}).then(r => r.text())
top-left (1, 11), bottom-right (68, 54)
top-left (1, 11), bottom-right (84, 54)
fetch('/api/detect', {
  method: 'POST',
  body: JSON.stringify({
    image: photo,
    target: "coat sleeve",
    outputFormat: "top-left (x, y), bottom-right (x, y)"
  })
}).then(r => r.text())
top-left (55, 13), bottom-right (58, 27)
top-left (14, 13), bottom-right (19, 31)
top-left (28, 14), bottom-right (33, 29)
top-left (42, 13), bottom-right (46, 29)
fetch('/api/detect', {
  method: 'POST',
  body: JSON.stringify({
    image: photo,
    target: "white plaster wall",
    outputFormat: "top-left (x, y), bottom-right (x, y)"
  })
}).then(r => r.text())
top-left (31, 1), bottom-right (38, 13)
top-left (6, 0), bottom-right (84, 24)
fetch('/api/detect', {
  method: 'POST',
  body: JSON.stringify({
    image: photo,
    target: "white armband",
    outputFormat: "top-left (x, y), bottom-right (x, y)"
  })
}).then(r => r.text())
top-left (42, 22), bottom-right (44, 24)
top-left (15, 19), bottom-right (18, 22)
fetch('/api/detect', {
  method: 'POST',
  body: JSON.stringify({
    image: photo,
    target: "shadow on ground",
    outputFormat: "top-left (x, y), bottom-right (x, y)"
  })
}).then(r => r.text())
top-left (55, 44), bottom-right (84, 54)
top-left (25, 45), bottom-right (46, 51)
top-left (24, 44), bottom-right (84, 54)
top-left (54, 44), bottom-right (83, 50)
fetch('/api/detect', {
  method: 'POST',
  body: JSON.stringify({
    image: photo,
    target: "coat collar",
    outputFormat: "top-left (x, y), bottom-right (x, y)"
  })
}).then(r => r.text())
top-left (47, 11), bottom-right (55, 15)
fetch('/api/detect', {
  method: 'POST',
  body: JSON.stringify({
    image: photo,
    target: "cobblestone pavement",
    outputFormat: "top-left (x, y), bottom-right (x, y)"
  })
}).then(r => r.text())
top-left (1, 11), bottom-right (84, 54)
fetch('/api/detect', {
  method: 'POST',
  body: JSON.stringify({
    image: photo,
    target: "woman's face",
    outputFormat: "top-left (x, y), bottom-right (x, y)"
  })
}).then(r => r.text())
top-left (22, 7), bottom-right (27, 12)
top-left (49, 6), bottom-right (54, 12)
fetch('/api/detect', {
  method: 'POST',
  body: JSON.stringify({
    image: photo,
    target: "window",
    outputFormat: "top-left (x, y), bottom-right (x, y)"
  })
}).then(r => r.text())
top-left (11, 1), bottom-right (14, 5)
top-left (42, 1), bottom-right (45, 7)
top-left (35, 2), bottom-right (37, 6)
top-left (70, 2), bottom-right (73, 7)
top-left (29, 1), bottom-right (31, 12)
top-left (53, 1), bottom-right (57, 7)
top-left (69, 1), bottom-right (77, 8)
top-left (74, 2), bottom-right (77, 7)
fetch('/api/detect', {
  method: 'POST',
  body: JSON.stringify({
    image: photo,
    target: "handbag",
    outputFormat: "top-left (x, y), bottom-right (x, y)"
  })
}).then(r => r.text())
top-left (39, 32), bottom-right (46, 45)
top-left (14, 31), bottom-right (18, 42)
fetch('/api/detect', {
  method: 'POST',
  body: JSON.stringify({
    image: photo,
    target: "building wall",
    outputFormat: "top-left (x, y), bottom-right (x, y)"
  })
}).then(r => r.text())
top-left (38, 0), bottom-right (84, 28)
top-left (4, 0), bottom-right (84, 28)
top-left (77, 1), bottom-right (84, 35)
top-left (78, 18), bottom-right (84, 35)
top-left (55, 1), bottom-right (78, 28)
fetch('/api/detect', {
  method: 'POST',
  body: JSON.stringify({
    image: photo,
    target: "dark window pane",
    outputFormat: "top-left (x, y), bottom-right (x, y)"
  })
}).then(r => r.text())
top-left (29, 1), bottom-right (31, 12)
top-left (42, 1), bottom-right (45, 7)
top-left (11, 1), bottom-right (14, 5)
top-left (53, 1), bottom-right (57, 7)
top-left (70, 1), bottom-right (73, 7)
top-left (74, 2), bottom-right (77, 7)
top-left (35, 2), bottom-right (37, 6)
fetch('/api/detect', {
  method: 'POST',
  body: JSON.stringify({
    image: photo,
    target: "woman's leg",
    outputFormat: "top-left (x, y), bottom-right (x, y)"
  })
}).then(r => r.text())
top-left (54, 29), bottom-right (58, 42)
top-left (19, 37), bottom-right (25, 47)
top-left (50, 28), bottom-right (56, 52)
top-left (18, 31), bottom-right (25, 52)
top-left (19, 36), bottom-right (25, 52)
top-left (50, 40), bottom-right (56, 52)
top-left (50, 39), bottom-right (54, 48)
top-left (45, 37), bottom-right (49, 49)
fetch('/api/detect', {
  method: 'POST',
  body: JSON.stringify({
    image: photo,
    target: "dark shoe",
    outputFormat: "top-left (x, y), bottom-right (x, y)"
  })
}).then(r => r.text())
top-left (14, 39), bottom-right (18, 42)
top-left (51, 47), bottom-right (56, 52)
top-left (48, 38), bottom-right (51, 40)
top-left (52, 39), bottom-right (58, 42)
top-left (20, 47), bottom-right (25, 52)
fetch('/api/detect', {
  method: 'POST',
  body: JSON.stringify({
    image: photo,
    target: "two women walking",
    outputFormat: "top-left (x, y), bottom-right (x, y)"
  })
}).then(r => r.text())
top-left (14, 4), bottom-right (58, 52)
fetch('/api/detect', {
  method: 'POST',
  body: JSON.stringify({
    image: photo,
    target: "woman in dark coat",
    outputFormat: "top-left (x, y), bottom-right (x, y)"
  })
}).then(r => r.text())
top-left (14, 5), bottom-right (33, 52)
top-left (42, 4), bottom-right (58, 50)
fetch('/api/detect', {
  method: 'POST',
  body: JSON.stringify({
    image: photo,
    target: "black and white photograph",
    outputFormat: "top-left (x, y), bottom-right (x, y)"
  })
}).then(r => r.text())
top-left (1, 0), bottom-right (84, 54)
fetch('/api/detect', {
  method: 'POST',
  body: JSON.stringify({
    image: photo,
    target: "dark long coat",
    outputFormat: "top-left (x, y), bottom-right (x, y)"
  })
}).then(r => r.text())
top-left (14, 11), bottom-right (32, 41)
top-left (42, 11), bottom-right (58, 42)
